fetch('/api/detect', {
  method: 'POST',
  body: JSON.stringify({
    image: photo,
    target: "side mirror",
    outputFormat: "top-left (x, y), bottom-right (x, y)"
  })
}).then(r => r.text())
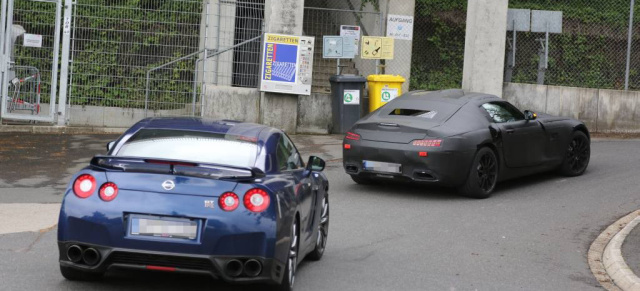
top-left (306, 156), bottom-right (326, 173)
top-left (106, 141), bottom-right (116, 152)
top-left (524, 110), bottom-right (538, 121)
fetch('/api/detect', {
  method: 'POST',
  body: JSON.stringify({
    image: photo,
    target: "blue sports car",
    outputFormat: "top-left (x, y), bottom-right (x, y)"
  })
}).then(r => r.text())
top-left (57, 118), bottom-right (330, 291)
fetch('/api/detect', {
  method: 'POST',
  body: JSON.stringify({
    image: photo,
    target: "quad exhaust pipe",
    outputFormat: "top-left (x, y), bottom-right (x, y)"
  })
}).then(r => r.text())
top-left (66, 245), bottom-right (101, 266)
top-left (225, 259), bottom-right (243, 277)
top-left (243, 259), bottom-right (262, 277)
top-left (66, 245), bottom-right (83, 263)
top-left (82, 248), bottom-right (101, 266)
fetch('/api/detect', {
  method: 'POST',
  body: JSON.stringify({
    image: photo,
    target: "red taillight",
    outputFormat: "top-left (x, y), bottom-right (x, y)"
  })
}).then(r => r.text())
top-left (243, 188), bottom-right (270, 213)
top-left (412, 139), bottom-right (443, 147)
top-left (219, 192), bottom-right (239, 211)
top-left (344, 144), bottom-right (351, 149)
top-left (345, 132), bottom-right (360, 140)
top-left (99, 182), bottom-right (119, 202)
top-left (73, 174), bottom-right (96, 198)
top-left (419, 152), bottom-right (428, 157)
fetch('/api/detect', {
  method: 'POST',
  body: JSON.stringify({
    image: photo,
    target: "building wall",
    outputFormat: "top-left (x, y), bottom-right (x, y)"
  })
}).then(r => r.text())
top-left (503, 83), bottom-right (640, 133)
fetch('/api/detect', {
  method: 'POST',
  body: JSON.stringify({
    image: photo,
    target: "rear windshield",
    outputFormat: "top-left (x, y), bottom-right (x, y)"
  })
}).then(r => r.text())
top-left (115, 129), bottom-right (258, 168)
top-left (379, 99), bottom-right (460, 122)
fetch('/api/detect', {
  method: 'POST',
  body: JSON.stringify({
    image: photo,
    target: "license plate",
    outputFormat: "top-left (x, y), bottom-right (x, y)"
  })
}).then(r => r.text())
top-left (363, 161), bottom-right (402, 174)
top-left (130, 215), bottom-right (198, 240)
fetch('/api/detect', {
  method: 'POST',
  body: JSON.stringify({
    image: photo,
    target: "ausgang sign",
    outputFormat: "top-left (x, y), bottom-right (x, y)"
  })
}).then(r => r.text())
top-left (260, 33), bottom-right (315, 96)
top-left (386, 14), bottom-right (414, 41)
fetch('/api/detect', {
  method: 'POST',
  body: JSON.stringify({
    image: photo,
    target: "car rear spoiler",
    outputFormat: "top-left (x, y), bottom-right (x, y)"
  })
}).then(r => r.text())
top-left (89, 155), bottom-right (266, 181)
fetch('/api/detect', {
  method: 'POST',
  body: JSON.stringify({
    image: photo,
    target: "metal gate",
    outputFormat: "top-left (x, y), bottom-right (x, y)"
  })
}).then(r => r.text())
top-left (0, 0), bottom-right (61, 122)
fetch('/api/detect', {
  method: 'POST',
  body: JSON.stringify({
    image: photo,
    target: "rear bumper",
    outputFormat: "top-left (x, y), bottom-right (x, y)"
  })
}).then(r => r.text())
top-left (58, 241), bottom-right (284, 284)
top-left (343, 138), bottom-right (475, 187)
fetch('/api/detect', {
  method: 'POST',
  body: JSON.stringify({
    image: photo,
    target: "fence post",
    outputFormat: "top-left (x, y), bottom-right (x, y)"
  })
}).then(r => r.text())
top-left (625, 0), bottom-right (635, 91)
top-left (57, 0), bottom-right (73, 126)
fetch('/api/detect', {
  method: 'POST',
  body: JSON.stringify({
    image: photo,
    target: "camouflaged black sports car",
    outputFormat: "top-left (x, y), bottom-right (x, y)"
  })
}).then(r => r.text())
top-left (342, 89), bottom-right (591, 199)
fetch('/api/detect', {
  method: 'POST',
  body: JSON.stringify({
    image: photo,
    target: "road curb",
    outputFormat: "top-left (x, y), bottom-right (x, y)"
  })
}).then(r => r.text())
top-left (0, 125), bottom-right (126, 134)
top-left (589, 210), bottom-right (640, 291)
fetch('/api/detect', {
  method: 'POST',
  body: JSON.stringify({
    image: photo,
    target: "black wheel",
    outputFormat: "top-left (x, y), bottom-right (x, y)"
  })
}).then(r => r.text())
top-left (276, 218), bottom-right (299, 291)
top-left (60, 265), bottom-right (103, 281)
top-left (459, 147), bottom-right (498, 199)
top-left (350, 175), bottom-right (375, 185)
top-left (559, 131), bottom-right (590, 177)
top-left (307, 193), bottom-right (329, 261)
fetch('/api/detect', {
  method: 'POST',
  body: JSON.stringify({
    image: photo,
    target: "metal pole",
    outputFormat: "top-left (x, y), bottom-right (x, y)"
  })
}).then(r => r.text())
top-left (57, 0), bottom-right (73, 125)
top-left (0, 0), bottom-right (8, 117)
top-left (625, 0), bottom-right (635, 90)
top-left (1, 0), bottom-right (15, 119)
top-left (337, 59), bottom-right (340, 75)
top-left (201, 49), bottom-right (208, 116)
top-left (144, 71), bottom-right (150, 117)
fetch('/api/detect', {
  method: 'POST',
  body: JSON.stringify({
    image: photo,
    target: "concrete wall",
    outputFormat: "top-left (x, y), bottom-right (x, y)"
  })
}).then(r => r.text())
top-left (68, 105), bottom-right (191, 128)
top-left (201, 85), bottom-right (333, 134)
top-left (462, 0), bottom-right (509, 97)
top-left (198, 0), bottom-right (236, 86)
top-left (201, 85), bottom-right (260, 123)
top-left (503, 83), bottom-right (640, 133)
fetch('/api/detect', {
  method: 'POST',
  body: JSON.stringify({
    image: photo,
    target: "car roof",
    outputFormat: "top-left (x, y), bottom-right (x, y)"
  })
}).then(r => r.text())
top-left (400, 89), bottom-right (502, 105)
top-left (132, 117), bottom-right (269, 138)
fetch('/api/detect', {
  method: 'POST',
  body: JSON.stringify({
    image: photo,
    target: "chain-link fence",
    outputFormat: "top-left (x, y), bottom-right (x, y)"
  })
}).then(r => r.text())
top-left (411, 0), bottom-right (639, 91)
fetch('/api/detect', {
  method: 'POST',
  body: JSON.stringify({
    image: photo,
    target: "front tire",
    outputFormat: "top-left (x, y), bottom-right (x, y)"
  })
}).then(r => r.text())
top-left (559, 131), bottom-right (590, 177)
top-left (459, 147), bottom-right (498, 199)
top-left (307, 193), bottom-right (329, 261)
top-left (276, 218), bottom-right (299, 291)
top-left (60, 265), bottom-right (103, 281)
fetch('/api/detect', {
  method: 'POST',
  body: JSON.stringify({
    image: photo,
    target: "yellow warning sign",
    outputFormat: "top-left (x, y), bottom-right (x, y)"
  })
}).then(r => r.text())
top-left (361, 36), bottom-right (394, 60)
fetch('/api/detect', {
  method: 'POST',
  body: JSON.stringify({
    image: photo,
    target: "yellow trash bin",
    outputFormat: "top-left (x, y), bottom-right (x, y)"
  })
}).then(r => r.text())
top-left (367, 75), bottom-right (406, 112)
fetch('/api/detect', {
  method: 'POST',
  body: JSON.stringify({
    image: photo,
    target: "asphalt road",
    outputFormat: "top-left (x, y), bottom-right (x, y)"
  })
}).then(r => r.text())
top-left (1, 133), bottom-right (640, 290)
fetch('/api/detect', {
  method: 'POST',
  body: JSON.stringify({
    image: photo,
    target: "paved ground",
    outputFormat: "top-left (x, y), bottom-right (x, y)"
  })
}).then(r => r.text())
top-left (622, 222), bottom-right (640, 278)
top-left (1, 133), bottom-right (640, 290)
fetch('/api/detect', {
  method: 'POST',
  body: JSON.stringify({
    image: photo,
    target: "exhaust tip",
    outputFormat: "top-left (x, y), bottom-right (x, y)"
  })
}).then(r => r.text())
top-left (225, 259), bottom-right (243, 277)
top-left (82, 248), bottom-right (101, 266)
top-left (66, 245), bottom-right (83, 263)
top-left (244, 259), bottom-right (262, 277)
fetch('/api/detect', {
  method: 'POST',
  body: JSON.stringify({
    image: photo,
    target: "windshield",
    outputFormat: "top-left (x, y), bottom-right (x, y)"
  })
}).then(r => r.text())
top-left (115, 129), bottom-right (258, 168)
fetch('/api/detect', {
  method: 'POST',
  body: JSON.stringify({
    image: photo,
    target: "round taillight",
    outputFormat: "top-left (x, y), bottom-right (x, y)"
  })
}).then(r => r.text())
top-left (219, 192), bottom-right (239, 211)
top-left (243, 188), bottom-right (270, 213)
top-left (73, 174), bottom-right (96, 198)
top-left (99, 182), bottom-right (119, 202)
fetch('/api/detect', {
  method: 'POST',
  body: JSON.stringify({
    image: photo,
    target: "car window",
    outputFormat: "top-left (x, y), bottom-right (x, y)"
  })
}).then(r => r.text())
top-left (276, 134), bottom-right (302, 171)
top-left (115, 129), bottom-right (258, 168)
top-left (481, 102), bottom-right (525, 123)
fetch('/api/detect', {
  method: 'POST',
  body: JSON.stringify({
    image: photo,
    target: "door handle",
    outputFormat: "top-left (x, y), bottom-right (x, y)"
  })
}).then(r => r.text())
top-left (505, 129), bottom-right (515, 134)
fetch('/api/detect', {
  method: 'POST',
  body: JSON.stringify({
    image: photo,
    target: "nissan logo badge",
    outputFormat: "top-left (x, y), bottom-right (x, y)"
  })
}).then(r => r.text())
top-left (162, 180), bottom-right (175, 191)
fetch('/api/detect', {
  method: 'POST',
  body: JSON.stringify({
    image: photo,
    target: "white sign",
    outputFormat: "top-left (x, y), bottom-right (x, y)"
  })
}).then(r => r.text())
top-left (381, 87), bottom-right (398, 103)
top-left (340, 25), bottom-right (361, 55)
top-left (323, 36), bottom-right (356, 59)
top-left (344, 90), bottom-right (360, 105)
top-left (260, 33), bottom-right (315, 96)
top-left (23, 34), bottom-right (43, 48)
top-left (64, 17), bottom-right (71, 35)
top-left (386, 14), bottom-right (414, 41)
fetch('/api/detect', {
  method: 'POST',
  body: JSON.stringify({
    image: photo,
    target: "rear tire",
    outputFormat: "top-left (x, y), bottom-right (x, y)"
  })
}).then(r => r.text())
top-left (60, 265), bottom-right (103, 281)
top-left (275, 218), bottom-right (299, 291)
top-left (307, 193), bottom-right (329, 261)
top-left (350, 175), bottom-right (374, 185)
top-left (458, 147), bottom-right (498, 199)
top-left (559, 131), bottom-right (590, 177)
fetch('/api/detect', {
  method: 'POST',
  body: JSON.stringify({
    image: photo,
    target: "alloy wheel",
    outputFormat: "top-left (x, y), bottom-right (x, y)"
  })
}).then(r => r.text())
top-left (567, 137), bottom-right (589, 173)
top-left (315, 196), bottom-right (329, 254)
top-left (476, 153), bottom-right (498, 192)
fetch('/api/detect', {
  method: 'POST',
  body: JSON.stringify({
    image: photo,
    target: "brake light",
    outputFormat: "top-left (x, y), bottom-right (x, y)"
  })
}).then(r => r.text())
top-left (99, 182), bottom-right (119, 202)
top-left (219, 192), bottom-right (239, 211)
top-left (73, 174), bottom-right (96, 198)
top-left (344, 144), bottom-right (351, 149)
top-left (419, 152), bottom-right (428, 157)
top-left (345, 132), bottom-right (360, 140)
top-left (244, 188), bottom-right (270, 212)
top-left (412, 139), bottom-right (442, 147)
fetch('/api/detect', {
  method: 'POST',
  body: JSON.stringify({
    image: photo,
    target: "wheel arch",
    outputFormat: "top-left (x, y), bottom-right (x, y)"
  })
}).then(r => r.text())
top-left (573, 124), bottom-right (591, 140)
